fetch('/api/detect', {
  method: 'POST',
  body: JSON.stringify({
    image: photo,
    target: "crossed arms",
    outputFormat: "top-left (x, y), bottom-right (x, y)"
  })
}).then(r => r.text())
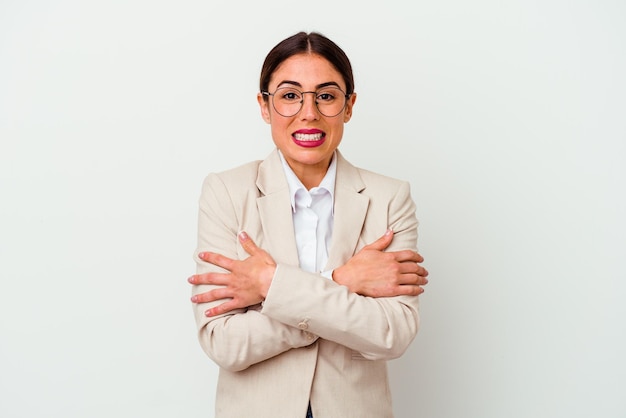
top-left (189, 174), bottom-right (428, 371)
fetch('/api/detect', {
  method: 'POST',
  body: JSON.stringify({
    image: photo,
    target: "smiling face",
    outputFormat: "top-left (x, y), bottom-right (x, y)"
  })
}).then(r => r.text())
top-left (258, 53), bottom-right (356, 188)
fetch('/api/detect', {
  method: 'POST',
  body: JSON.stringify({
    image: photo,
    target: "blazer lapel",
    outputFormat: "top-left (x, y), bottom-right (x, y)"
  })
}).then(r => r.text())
top-left (256, 149), bottom-right (370, 270)
top-left (325, 151), bottom-right (369, 270)
top-left (256, 149), bottom-right (300, 266)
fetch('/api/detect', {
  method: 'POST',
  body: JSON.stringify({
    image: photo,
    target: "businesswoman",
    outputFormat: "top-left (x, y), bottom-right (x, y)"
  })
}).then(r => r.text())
top-left (188, 31), bottom-right (429, 418)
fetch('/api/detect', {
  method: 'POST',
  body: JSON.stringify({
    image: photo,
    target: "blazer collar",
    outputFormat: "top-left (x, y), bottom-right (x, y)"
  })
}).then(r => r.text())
top-left (255, 148), bottom-right (370, 270)
top-left (255, 149), bottom-right (298, 265)
top-left (255, 149), bottom-right (365, 195)
top-left (326, 151), bottom-right (370, 270)
top-left (256, 149), bottom-right (289, 196)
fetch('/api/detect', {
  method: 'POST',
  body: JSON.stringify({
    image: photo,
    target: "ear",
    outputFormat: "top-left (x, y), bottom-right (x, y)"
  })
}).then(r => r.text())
top-left (343, 92), bottom-right (357, 123)
top-left (257, 93), bottom-right (271, 124)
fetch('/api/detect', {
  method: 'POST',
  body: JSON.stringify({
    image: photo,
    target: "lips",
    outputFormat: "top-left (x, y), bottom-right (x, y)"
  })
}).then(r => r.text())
top-left (292, 129), bottom-right (326, 148)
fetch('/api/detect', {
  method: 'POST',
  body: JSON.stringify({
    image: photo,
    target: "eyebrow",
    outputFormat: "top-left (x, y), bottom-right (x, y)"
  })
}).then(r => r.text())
top-left (276, 80), bottom-right (342, 90)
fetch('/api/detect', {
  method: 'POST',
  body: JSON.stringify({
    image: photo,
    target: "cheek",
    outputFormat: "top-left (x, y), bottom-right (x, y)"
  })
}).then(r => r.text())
top-left (329, 122), bottom-right (345, 139)
top-left (270, 120), bottom-right (291, 140)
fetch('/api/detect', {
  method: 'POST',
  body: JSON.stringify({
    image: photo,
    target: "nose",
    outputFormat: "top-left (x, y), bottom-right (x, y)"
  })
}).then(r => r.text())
top-left (299, 92), bottom-right (319, 120)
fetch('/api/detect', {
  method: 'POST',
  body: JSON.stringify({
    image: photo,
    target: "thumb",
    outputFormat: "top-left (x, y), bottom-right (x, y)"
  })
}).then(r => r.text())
top-left (362, 228), bottom-right (394, 251)
top-left (238, 231), bottom-right (275, 264)
top-left (238, 231), bottom-right (259, 255)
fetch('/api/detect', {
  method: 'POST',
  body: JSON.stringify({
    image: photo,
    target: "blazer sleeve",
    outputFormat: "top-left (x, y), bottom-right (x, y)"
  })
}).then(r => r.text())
top-left (261, 180), bottom-right (421, 360)
top-left (191, 173), bottom-right (318, 372)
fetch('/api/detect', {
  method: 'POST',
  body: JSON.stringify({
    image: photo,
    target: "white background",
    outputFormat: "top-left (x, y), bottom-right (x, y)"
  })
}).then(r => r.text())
top-left (1, 1), bottom-right (625, 417)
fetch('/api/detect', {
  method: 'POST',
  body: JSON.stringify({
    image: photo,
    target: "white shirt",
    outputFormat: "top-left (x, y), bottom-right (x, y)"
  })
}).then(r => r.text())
top-left (278, 150), bottom-right (336, 275)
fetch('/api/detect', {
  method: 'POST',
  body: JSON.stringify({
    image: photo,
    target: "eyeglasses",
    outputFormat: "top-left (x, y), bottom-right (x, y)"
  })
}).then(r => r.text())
top-left (262, 86), bottom-right (350, 117)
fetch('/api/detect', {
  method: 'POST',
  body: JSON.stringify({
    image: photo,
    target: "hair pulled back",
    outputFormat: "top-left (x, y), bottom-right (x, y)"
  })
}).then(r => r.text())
top-left (259, 32), bottom-right (355, 98)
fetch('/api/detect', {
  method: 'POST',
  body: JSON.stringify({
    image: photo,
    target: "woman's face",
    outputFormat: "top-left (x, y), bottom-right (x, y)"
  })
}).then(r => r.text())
top-left (258, 53), bottom-right (356, 182)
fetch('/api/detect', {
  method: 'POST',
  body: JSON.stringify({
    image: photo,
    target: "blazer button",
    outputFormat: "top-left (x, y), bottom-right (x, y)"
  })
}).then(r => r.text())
top-left (298, 321), bottom-right (308, 330)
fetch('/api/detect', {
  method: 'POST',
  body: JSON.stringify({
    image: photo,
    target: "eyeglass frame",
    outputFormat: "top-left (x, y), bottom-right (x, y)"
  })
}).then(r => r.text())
top-left (261, 86), bottom-right (352, 118)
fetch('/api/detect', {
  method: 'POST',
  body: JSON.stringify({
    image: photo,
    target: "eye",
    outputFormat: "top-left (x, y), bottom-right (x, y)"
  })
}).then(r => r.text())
top-left (317, 91), bottom-right (336, 102)
top-left (279, 89), bottom-right (301, 102)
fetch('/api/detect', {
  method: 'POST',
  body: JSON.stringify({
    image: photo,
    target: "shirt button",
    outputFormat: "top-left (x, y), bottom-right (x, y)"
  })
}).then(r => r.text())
top-left (298, 321), bottom-right (309, 330)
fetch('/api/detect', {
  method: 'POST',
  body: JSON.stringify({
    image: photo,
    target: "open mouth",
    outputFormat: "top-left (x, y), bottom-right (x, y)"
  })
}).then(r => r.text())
top-left (292, 130), bottom-right (326, 148)
top-left (293, 132), bottom-right (324, 142)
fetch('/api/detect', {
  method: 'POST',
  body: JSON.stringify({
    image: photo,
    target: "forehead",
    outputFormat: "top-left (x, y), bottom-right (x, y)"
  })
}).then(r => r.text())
top-left (269, 53), bottom-right (345, 90)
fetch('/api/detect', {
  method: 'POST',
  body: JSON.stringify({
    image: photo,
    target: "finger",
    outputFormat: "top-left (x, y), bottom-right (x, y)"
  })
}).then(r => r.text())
top-left (205, 299), bottom-right (242, 317)
top-left (199, 251), bottom-right (235, 271)
top-left (362, 229), bottom-right (394, 252)
top-left (239, 231), bottom-right (275, 264)
top-left (238, 231), bottom-right (255, 251)
top-left (238, 230), bottom-right (264, 256)
top-left (399, 273), bottom-right (429, 286)
top-left (392, 250), bottom-right (424, 263)
top-left (392, 284), bottom-right (425, 297)
top-left (188, 272), bottom-right (231, 285)
top-left (190, 287), bottom-right (232, 304)
top-left (397, 262), bottom-right (429, 278)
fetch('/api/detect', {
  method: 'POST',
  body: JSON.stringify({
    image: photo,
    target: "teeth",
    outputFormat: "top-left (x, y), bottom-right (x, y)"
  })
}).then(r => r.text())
top-left (294, 133), bottom-right (323, 141)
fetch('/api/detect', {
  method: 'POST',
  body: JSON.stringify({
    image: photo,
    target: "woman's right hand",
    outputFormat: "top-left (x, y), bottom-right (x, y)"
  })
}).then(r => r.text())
top-left (189, 231), bottom-right (276, 317)
top-left (332, 229), bottom-right (429, 297)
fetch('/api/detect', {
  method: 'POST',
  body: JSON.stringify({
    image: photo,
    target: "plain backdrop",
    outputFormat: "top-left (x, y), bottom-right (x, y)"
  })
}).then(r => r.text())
top-left (1, 1), bottom-right (625, 417)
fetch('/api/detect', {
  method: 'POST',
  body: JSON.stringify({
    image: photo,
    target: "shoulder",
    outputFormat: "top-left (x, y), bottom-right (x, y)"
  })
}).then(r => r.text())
top-left (337, 152), bottom-right (410, 197)
top-left (357, 166), bottom-right (407, 188)
top-left (206, 159), bottom-right (262, 186)
top-left (201, 149), bottom-right (283, 193)
top-left (357, 168), bottom-right (414, 212)
top-left (198, 160), bottom-right (264, 208)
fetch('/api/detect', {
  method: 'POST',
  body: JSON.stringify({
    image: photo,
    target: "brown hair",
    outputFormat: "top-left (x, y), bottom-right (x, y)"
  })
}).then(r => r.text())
top-left (259, 31), bottom-right (355, 99)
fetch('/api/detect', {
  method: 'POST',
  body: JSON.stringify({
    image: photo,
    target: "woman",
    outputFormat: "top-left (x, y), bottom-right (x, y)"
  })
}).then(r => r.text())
top-left (188, 31), bottom-right (429, 418)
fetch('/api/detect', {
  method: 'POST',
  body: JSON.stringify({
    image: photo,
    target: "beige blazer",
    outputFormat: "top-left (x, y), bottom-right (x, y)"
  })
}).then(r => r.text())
top-left (192, 149), bottom-right (420, 418)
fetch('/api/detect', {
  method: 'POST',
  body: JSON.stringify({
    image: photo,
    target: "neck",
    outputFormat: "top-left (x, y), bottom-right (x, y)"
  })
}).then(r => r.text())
top-left (294, 165), bottom-right (326, 190)
top-left (288, 159), bottom-right (332, 190)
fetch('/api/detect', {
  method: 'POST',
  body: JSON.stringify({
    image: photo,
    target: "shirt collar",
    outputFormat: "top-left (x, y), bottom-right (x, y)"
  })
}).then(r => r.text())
top-left (278, 150), bottom-right (337, 214)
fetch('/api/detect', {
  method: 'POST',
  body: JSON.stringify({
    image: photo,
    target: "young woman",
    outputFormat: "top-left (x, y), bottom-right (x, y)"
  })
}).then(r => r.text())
top-left (188, 31), bottom-right (429, 418)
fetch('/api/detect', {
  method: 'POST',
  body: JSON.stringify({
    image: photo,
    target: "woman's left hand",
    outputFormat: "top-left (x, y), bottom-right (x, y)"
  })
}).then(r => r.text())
top-left (189, 231), bottom-right (276, 317)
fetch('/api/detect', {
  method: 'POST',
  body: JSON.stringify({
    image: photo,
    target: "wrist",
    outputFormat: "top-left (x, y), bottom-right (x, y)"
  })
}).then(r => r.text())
top-left (332, 266), bottom-right (348, 286)
top-left (259, 265), bottom-right (276, 298)
top-left (331, 266), bottom-right (339, 283)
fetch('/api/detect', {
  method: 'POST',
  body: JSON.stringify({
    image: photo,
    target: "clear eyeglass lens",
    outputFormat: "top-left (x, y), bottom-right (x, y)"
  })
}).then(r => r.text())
top-left (271, 87), bottom-right (347, 117)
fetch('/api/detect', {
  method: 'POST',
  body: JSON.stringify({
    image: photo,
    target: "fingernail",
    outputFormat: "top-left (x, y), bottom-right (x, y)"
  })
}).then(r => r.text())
top-left (205, 309), bottom-right (214, 317)
top-left (191, 295), bottom-right (198, 302)
top-left (385, 228), bottom-right (393, 236)
top-left (198, 252), bottom-right (206, 259)
top-left (187, 275), bottom-right (195, 284)
top-left (238, 231), bottom-right (249, 240)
